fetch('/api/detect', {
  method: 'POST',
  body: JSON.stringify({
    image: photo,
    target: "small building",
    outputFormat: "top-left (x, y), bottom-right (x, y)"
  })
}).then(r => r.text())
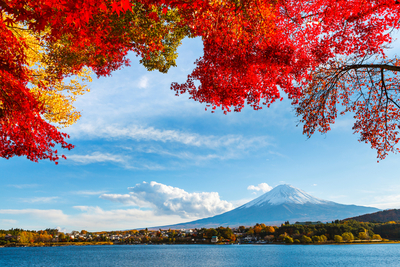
top-left (211, 236), bottom-right (219, 243)
top-left (243, 236), bottom-right (256, 242)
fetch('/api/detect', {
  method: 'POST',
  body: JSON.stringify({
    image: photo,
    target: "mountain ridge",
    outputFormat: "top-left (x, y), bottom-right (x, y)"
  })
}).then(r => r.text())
top-left (148, 184), bottom-right (379, 229)
top-left (241, 184), bottom-right (330, 208)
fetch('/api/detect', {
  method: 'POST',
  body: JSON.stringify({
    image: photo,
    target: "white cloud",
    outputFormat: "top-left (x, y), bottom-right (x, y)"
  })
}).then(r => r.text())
top-left (69, 207), bottom-right (190, 230)
top-left (65, 125), bottom-right (271, 169)
top-left (247, 183), bottom-right (273, 193)
top-left (0, 219), bottom-right (18, 224)
top-left (0, 209), bottom-right (68, 222)
top-left (0, 207), bottom-right (185, 231)
top-left (20, 197), bottom-right (59, 204)
top-left (375, 195), bottom-right (400, 203)
top-left (135, 146), bottom-right (237, 161)
top-left (8, 184), bottom-right (39, 189)
top-left (63, 129), bottom-right (270, 169)
top-left (70, 124), bottom-right (270, 150)
top-left (138, 76), bottom-right (149, 88)
top-left (67, 151), bottom-right (165, 170)
top-left (268, 151), bottom-right (287, 158)
top-left (68, 152), bottom-right (127, 164)
top-left (56, 226), bottom-right (68, 233)
top-left (100, 181), bottom-right (234, 218)
top-left (368, 195), bottom-right (400, 209)
top-left (73, 190), bottom-right (108, 196)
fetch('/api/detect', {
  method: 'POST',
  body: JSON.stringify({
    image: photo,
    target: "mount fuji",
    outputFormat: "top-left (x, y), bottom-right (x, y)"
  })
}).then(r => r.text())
top-left (157, 184), bottom-right (379, 229)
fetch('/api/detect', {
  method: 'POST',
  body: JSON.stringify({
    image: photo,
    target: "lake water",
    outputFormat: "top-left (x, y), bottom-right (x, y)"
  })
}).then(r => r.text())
top-left (1, 244), bottom-right (400, 266)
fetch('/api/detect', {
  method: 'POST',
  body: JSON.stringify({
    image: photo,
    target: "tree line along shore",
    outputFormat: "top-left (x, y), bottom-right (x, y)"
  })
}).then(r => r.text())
top-left (2, 220), bottom-right (400, 247)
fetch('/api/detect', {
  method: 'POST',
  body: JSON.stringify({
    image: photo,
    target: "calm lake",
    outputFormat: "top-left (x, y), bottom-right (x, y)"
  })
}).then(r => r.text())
top-left (1, 244), bottom-right (400, 266)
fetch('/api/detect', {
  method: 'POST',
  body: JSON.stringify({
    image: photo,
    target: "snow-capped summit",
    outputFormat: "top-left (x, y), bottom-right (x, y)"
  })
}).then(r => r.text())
top-left (155, 184), bottom-right (379, 229)
top-left (242, 184), bottom-right (330, 207)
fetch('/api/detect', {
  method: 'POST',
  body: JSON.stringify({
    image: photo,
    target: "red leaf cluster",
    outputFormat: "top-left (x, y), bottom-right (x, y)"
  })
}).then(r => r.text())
top-left (172, 0), bottom-right (400, 113)
top-left (0, 19), bottom-right (73, 163)
top-left (1, 0), bottom-right (400, 162)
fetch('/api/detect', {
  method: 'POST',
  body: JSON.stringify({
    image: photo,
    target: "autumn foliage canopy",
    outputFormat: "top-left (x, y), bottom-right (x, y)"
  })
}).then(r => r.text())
top-left (1, 0), bottom-right (399, 162)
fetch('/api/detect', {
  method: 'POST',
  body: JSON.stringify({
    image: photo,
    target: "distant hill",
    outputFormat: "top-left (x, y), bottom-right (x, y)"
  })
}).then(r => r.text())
top-left (151, 184), bottom-right (379, 229)
top-left (345, 209), bottom-right (400, 222)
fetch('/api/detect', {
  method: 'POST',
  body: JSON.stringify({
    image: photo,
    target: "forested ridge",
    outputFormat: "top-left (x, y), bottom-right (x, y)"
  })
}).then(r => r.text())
top-left (346, 209), bottom-right (400, 223)
top-left (2, 220), bottom-right (400, 246)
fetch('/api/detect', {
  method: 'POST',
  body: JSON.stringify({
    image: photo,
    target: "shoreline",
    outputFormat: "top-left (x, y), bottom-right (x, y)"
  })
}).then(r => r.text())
top-left (1, 240), bottom-right (400, 248)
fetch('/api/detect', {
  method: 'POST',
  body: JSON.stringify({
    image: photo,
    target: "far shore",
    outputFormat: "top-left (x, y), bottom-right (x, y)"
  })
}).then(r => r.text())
top-left (2, 240), bottom-right (400, 248)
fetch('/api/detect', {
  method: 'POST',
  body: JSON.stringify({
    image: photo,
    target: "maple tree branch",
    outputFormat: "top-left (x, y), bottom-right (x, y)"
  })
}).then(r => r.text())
top-left (381, 68), bottom-right (400, 110)
top-left (300, 13), bottom-right (320, 20)
top-left (341, 64), bottom-right (400, 72)
top-left (381, 69), bottom-right (390, 145)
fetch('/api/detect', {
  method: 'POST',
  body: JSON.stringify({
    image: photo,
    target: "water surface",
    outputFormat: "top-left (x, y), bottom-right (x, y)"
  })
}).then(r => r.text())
top-left (1, 244), bottom-right (399, 266)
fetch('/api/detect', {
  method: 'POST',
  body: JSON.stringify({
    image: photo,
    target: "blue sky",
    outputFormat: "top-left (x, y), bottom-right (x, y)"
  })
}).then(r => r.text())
top-left (1, 36), bottom-right (400, 232)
